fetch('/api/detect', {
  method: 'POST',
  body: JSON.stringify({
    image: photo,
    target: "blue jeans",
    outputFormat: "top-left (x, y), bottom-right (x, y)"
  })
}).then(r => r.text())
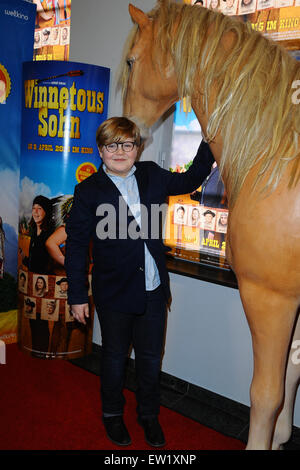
top-left (97, 286), bottom-right (167, 418)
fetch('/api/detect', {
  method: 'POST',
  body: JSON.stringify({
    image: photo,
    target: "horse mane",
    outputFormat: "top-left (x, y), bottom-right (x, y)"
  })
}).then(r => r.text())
top-left (120, 0), bottom-right (300, 206)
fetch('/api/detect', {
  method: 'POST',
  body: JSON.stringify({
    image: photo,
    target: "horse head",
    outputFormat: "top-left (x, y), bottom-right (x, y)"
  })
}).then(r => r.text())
top-left (121, 0), bottom-right (300, 206)
top-left (121, 3), bottom-right (179, 136)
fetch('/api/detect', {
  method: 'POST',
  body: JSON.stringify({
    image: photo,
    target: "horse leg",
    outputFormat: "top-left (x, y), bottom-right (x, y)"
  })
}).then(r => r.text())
top-left (272, 310), bottom-right (300, 450)
top-left (238, 280), bottom-right (299, 450)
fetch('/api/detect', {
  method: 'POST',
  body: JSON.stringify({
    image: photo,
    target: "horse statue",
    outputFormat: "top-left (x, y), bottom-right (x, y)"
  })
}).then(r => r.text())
top-left (119, 0), bottom-right (300, 450)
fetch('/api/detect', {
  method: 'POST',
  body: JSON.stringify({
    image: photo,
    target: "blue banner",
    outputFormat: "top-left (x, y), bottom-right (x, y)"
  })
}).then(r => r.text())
top-left (0, 0), bottom-right (36, 342)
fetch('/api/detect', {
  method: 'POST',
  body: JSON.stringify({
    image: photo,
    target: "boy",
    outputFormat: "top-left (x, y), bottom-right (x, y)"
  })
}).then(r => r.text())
top-left (65, 117), bottom-right (214, 447)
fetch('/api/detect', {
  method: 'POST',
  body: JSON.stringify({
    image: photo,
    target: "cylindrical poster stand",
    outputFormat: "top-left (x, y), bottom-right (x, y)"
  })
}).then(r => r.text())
top-left (18, 60), bottom-right (110, 359)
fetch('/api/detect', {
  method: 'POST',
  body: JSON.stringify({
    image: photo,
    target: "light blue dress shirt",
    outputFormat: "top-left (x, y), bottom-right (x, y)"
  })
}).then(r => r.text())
top-left (103, 164), bottom-right (160, 291)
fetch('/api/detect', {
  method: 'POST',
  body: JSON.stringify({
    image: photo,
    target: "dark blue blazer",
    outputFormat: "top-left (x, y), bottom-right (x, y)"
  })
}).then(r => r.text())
top-left (65, 141), bottom-right (214, 314)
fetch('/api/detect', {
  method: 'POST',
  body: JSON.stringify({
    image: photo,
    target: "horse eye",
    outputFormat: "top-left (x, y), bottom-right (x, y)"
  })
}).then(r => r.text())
top-left (126, 58), bottom-right (134, 70)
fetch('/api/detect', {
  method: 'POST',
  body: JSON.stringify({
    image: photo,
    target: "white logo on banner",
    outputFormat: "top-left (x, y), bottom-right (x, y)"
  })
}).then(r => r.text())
top-left (4, 9), bottom-right (29, 22)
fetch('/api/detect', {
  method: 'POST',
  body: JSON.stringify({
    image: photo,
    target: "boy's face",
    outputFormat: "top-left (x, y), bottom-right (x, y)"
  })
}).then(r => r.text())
top-left (99, 139), bottom-right (138, 177)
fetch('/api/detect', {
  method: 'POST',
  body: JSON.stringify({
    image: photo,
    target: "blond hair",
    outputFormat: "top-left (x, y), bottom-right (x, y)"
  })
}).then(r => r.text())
top-left (96, 116), bottom-right (142, 148)
top-left (120, 0), bottom-right (300, 206)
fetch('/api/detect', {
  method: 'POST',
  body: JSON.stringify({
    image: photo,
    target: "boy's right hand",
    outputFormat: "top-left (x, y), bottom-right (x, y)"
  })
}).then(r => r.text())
top-left (70, 303), bottom-right (89, 325)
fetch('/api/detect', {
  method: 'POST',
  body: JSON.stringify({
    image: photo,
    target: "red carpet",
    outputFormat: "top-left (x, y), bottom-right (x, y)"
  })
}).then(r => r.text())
top-left (0, 344), bottom-right (245, 451)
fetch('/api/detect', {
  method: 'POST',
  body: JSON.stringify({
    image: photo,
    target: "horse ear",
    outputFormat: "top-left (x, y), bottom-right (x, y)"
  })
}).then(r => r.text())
top-left (128, 4), bottom-right (150, 30)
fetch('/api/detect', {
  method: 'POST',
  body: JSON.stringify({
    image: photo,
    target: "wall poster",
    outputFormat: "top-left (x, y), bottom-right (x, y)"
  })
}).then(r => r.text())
top-left (33, 0), bottom-right (72, 61)
top-left (186, 0), bottom-right (300, 49)
top-left (18, 60), bottom-right (110, 359)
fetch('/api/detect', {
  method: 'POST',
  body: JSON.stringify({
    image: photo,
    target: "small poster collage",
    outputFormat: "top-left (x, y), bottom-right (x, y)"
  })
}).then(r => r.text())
top-left (165, 189), bottom-right (229, 267)
top-left (18, 267), bottom-right (94, 359)
top-left (18, 270), bottom-right (92, 323)
top-left (190, 0), bottom-right (300, 46)
top-left (191, 0), bottom-right (299, 16)
top-left (173, 204), bottom-right (228, 252)
top-left (34, 24), bottom-right (70, 51)
top-left (174, 203), bottom-right (228, 231)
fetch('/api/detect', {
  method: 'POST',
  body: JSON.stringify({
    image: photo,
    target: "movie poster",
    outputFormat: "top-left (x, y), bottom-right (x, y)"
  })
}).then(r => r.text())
top-left (33, 0), bottom-right (72, 61)
top-left (18, 60), bottom-right (110, 359)
top-left (188, 0), bottom-right (300, 49)
top-left (165, 196), bottom-right (229, 267)
top-left (0, 0), bottom-right (36, 344)
top-left (247, 6), bottom-right (300, 49)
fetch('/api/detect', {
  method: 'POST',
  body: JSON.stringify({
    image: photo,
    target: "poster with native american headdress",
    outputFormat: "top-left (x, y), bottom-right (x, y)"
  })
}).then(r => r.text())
top-left (18, 60), bottom-right (110, 359)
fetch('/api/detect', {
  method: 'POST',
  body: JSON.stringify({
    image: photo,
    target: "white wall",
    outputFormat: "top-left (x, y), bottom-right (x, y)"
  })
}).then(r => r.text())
top-left (69, 0), bottom-right (300, 427)
top-left (69, 0), bottom-right (174, 167)
top-left (164, 274), bottom-right (253, 404)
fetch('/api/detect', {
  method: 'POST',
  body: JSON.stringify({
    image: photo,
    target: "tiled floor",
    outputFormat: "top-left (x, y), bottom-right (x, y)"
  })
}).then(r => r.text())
top-left (71, 345), bottom-right (300, 450)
